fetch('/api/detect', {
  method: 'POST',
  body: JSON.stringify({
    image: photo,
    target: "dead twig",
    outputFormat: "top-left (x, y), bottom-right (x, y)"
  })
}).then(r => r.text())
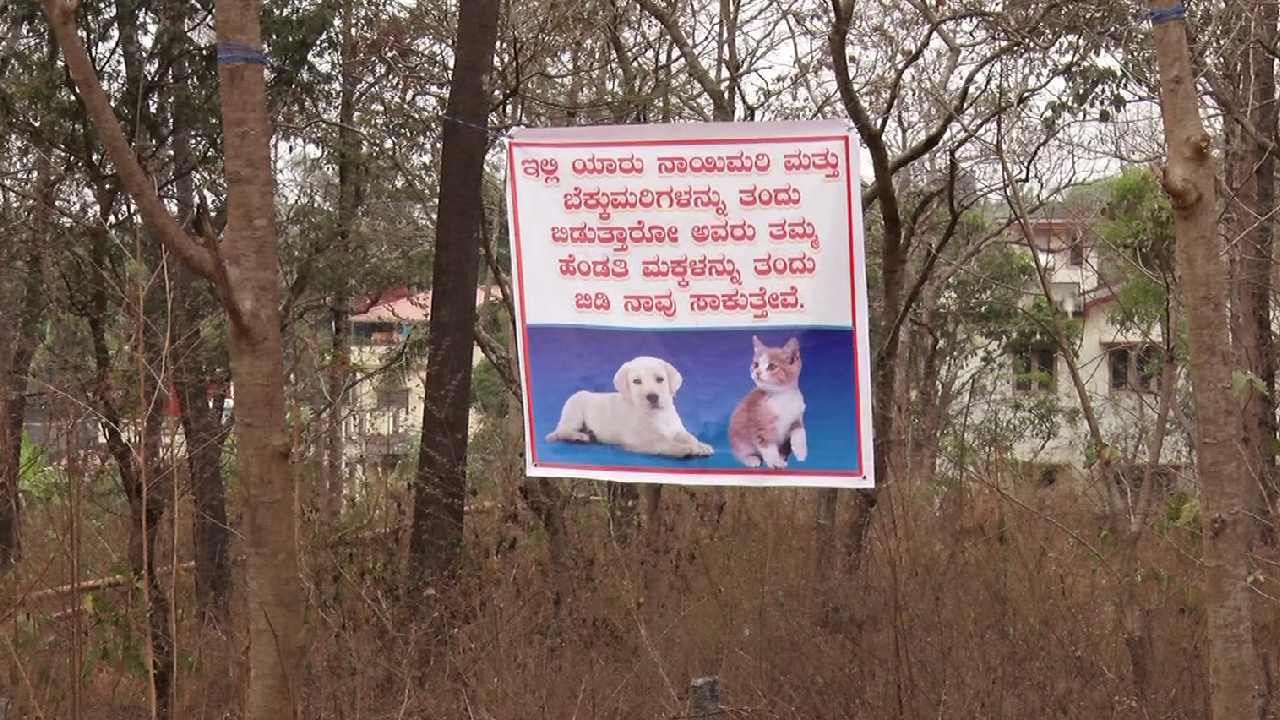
top-left (25, 561), bottom-right (195, 604)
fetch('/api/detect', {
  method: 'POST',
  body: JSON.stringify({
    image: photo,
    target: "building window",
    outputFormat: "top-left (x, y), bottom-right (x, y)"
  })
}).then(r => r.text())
top-left (374, 383), bottom-right (410, 435)
top-left (1108, 347), bottom-right (1128, 390)
top-left (1014, 346), bottom-right (1056, 392)
top-left (1050, 282), bottom-right (1083, 317)
top-left (347, 409), bottom-right (366, 438)
top-left (376, 386), bottom-right (410, 410)
top-left (1035, 248), bottom-right (1055, 270)
top-left (1135, 347), bottom-right (1159, 388)
top-left (1109, 344), bottom-right (1160, 392)
top-left (1069, 241), bottom-right (1085, 267)
top-left (353, 321), bottom-right (401, 346)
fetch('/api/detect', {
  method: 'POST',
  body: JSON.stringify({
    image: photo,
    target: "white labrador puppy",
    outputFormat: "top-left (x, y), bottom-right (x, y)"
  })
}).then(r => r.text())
top-left (546, 356), bottom-right (714, 458)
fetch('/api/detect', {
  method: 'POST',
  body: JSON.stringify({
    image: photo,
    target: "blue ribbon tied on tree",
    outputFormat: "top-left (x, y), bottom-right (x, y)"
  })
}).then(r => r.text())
top-left (216, 41), bottom-right (267, 66)
top-left (1148, 3), bottom-right (1186, 25)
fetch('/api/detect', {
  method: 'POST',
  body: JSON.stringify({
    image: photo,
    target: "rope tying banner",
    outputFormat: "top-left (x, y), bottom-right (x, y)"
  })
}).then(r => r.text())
top-left (1148, 3), bottom-right (1186, 25)
top-left (216, 41), bottom-right (267, 66)
top-left (443, 115), bottom-right (512, 144)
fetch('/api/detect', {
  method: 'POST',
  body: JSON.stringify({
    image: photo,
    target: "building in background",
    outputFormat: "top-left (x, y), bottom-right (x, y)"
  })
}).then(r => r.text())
top-left (343, 285), bottom-right (499, 476)
top-left (975, 206), bottom-right (1188, 487)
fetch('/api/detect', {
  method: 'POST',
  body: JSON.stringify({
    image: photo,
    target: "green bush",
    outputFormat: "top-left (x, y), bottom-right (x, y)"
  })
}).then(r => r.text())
top-left (17, 435), bottom-right (62, 503)
top-left (470, 358), bottom-right (509, 419)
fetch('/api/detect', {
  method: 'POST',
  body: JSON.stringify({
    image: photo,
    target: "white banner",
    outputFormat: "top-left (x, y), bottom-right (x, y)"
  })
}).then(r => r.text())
top-left (505, 120), bottom-right (873, 488)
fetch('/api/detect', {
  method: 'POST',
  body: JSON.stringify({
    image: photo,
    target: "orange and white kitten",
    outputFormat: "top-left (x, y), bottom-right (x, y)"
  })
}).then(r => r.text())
top-left (728, 336), bottom-right (807, 468)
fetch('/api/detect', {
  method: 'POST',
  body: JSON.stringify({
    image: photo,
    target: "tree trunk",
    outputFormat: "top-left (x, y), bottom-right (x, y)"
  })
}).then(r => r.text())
top-left (408, 0), bottom-right (500, 586)
top-left (176, 366), bottom-right (232, 625)
top-left (1244, 0), bottom-right (1280, 705)
top-left (133, 407), bottom-right (172, 719)
top-left (45, 0), bottom-right (305, 713)
top-left (0, 354), bottom-right (24, 569)
top-left (903, 291), bottom-right (948, 488)
top-left (1147, 5), bottom-right (1267, 717)
top-left (324, 0), bottom-right (361, 516)
top-left (0, 142), bottom-right (49, 569)
top-left (519, 475), bottom-right (570, 610)
top-left (0, 259), bottom-right (44, 571)
top-left (1223, 0), bottom-right (1278, 548)
top-left (172, 267), bottom-right (232, 630)
top-left (1122, 342), bottom-right (1178, 711)
top-left (167, 0), bottom-right (233, 626)
top-left (325, 306), bottom-right (350, 514)
top-left (1247, 0), bottom-right (1279, 543)
top-left (106, 13), bottom-right (179, 708)
top-left (222, 125), bottom-right (300, 720)
top-left (826, 0), bottom-right (913, 575)
top-left (213, 2), bottom-right (305, 714)
top-left (641, 484), bottom-right (666, 549)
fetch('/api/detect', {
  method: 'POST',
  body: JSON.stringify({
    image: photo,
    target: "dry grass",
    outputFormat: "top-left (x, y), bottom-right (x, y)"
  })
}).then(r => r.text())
top-left (9, 468), bottom-right (1232, 720)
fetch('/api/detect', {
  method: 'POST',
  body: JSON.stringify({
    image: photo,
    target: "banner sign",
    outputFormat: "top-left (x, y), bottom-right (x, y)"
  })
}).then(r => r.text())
top-left (505, 120), bottom-right (873, 488)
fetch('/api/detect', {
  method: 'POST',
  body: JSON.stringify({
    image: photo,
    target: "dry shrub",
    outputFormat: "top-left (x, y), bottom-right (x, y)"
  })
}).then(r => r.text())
top-left (5, 449), bottom-right (1235, 719)
top-left (298, 471), bottom-right (1211, 719)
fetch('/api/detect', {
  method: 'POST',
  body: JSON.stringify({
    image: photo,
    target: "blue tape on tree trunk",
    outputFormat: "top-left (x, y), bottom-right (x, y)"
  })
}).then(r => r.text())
top-left (216, 41), bottom-right (266, 66)
top-left (1149, 3), bottom-right (1186, 25)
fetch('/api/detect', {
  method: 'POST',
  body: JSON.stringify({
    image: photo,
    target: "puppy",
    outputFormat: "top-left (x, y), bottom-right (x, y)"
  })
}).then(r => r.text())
top-left (546, 356), bottom-right (714, 458)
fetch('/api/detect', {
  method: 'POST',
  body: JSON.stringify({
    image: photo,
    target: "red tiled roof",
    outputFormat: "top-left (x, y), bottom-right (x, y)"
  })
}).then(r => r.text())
top-left (351, 285), bottom-right (500, 323)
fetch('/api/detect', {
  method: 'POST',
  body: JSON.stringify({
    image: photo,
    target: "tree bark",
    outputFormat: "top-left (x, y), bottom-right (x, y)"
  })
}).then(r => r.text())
top-left (1222, 0), bottom-right (1278, 549)
top-left (324, 0), bottom-right (361, 516)
top-left (325, 306), bottom-right (351, 514)
top-left (408, 0), bottom-right (500, 587)
top-left (175, 361), bottom-right (232, 626)
top-left (173, 267), bottom-right (232, 628)
top-left (1147, 4), bottom-right (1267, 717)
top-left (212, 1), bottom-right (305, 714)
top-left (167, 1), bottom-right (233, 625)
top-left (0, 141), bottom-right (49, 569)
top-left (1246, 0), bottom-right (1279, 543)
top-left (43, 0), bottom-right (306, 714)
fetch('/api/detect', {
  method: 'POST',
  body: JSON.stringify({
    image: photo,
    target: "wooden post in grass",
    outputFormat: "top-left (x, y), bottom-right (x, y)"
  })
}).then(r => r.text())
top-left (689, 676), bottom-right (722, 716)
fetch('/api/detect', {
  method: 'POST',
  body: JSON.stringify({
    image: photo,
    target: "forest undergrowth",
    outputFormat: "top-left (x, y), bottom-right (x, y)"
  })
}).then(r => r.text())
top-left (8, 434), bottom-right (1229, 720)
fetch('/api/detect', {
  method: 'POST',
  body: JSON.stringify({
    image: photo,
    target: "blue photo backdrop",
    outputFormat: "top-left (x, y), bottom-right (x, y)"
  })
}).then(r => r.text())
top-left (524, 325), bottom-right (864, 473)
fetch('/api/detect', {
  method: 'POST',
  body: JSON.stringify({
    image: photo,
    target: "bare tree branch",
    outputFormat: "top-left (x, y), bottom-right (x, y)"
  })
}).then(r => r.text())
top-left (40, 0), bottom-right (244, 321)
top-left (634, 0), bottom-right (732, 120)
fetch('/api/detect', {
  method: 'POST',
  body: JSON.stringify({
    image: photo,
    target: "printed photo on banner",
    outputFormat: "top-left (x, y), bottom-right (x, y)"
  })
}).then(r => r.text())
top-left (504, 120), bottom-right (874, 489)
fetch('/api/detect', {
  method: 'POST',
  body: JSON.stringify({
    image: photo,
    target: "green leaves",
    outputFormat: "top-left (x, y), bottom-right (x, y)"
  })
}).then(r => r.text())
top-left (1094, 169), bottom-right (1178, 341)
top-left (1099, 169), bottom-right (1177, 278)
top-left (1232, 369), bottom-right (1268, 396)
top-left (17, 435), bottom-right (62, 503)
top-left (1154, 491), bottom-right (1200, 537)
top-left (470, 359), bottom-right (509, 419)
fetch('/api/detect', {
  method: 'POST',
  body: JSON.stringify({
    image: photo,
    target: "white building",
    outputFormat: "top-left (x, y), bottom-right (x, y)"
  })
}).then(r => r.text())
top-left (342, 286), bottom-right (497, 475)
top-left (983, 212), bottom-right (1189, 484)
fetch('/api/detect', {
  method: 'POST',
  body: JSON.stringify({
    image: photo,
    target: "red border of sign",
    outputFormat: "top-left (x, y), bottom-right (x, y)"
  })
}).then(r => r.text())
top-left (507, 133), bottom-right (866, 480)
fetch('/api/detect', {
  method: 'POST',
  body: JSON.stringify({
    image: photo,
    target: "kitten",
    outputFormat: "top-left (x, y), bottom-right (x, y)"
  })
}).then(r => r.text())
top-left (728, 336), bottom-right (807, 469)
